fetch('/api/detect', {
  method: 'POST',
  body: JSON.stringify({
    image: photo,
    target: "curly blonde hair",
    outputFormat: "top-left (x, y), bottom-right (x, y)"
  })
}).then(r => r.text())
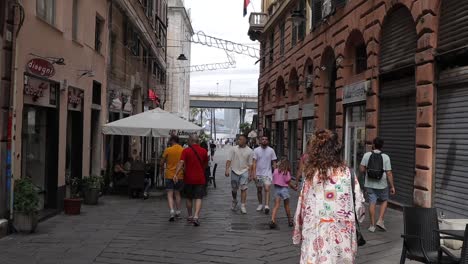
top-left (304, 129), bottom-right (345, 182)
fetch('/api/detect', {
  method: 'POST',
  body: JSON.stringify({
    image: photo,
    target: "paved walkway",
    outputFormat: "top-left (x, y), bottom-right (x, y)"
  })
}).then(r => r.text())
top-left (0, 146), bottom-right (414, 264)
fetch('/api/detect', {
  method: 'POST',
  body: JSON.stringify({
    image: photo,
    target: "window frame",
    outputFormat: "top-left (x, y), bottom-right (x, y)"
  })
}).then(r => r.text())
top-left (95, 16), bottom-right (104, 53)
top-left (36, 0), bottom-right (55, 25)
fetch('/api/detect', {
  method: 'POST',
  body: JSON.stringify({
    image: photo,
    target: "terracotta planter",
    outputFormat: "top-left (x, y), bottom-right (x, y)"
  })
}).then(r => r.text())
top-left (64, 198), bottom-right (82, 215)
top-left (13, 212), bottom-right (38, 233)
top-left (83, 188), bottom-right (99, 205)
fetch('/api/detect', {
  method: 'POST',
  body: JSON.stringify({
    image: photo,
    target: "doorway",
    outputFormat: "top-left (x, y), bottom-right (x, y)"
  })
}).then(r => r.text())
top-left (66, 111), bottom-right (83, 181)
top-left (344, 105), bottom-right (366, 178)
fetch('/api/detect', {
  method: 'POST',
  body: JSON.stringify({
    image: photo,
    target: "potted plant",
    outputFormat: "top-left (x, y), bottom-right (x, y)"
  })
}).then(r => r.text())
top-left (13, 178), bottom-right (39, 233)
top-left (82, 175), bottom-right (103, 205)
top-left (63, 177), bottom-right (82, 215)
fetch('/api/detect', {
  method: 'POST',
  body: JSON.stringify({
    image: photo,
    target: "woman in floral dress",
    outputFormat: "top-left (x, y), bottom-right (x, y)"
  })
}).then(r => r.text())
top-left (293, 129), bottom-right (365, 264)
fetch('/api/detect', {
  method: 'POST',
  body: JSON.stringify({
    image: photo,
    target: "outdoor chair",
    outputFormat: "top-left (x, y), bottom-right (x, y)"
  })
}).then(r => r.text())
top-left (128, 160), bottom-right (146, 198)
top-left (400, 207), bottom-right (458, 264)
top-left (440, 224), bottom-right (468, 264)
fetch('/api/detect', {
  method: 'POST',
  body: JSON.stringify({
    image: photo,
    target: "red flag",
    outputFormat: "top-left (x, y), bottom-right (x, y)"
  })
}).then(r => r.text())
top-left (148, 89), bottom-right (158, 101)
top-left (243, 0), bottom-right (250, 17)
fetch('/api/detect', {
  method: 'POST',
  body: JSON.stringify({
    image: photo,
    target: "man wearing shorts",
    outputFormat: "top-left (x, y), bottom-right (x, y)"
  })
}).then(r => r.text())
top-left (360, 137), bottom-right (395, 232)
top-left (252, 136), bottom-right (277, 214)
top-left (160, 135), bottom-right (184, 222)
top-left (225, 135), bottom-right (253, 214)
top-left (175, 134), bottom-right (208, 227)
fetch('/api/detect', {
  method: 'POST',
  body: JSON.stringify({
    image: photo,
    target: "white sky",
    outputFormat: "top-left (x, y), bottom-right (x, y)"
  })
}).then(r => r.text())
top-left (184, 0), bottom-right (261, 96)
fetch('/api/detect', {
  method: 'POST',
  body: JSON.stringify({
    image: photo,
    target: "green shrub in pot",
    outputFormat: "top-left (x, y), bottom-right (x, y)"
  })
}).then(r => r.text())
top-left (13, 178), bottom-right (39, 233)
top-left (82, 175), bottom-right (103, 205)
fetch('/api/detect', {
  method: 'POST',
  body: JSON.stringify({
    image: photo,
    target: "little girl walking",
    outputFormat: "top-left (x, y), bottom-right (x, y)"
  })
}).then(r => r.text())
top-left (270, 157), bottom-right (297, 229)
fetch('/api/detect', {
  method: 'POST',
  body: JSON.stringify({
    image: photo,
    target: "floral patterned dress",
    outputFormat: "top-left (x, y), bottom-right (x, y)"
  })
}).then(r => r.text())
top-left (293, 167), bottom-right (365, 264)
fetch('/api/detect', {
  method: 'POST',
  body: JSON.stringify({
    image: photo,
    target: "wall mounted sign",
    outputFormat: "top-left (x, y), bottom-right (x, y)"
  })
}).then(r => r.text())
top-left (302, 103), bottom-right (315, 118)
top-left (343, 80), bottom-right (370, 105)
top-left (26, 58), bottom-right (55, 78)
top-left (23, 75), bottom-right (57, 108)
top-left (275, 108), bottom-right (286, 122)
top-left (68, 87), bottom-right (84, 111)
top-left (288, 104), bottom-right (299, 120)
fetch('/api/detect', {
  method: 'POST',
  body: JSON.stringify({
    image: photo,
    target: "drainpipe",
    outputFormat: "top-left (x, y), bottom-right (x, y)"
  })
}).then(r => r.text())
top-left (9, 0), bottom-right (22, 221)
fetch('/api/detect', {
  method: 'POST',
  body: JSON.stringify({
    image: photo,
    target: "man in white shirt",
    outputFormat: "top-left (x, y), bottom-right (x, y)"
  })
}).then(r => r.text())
top-left (252, 136), bottom-right (277, 214)
top-left (225, 135), bottom-right (254, 214)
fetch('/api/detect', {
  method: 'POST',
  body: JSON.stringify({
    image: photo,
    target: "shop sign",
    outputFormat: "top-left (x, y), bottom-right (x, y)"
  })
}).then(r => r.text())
top-left (68, 87), bottom-right (83, 111)
top-left (343, 80), bottom-right (370, 105)
top-left (26, 58), bottom-right (55, 78)
top-left (302, 103), bottom-right (315, 118)
top-left (288, 104), bottom-right (299, 120)
top-left (24, 76), bottom-right (49, 101)
top-left (275, 108), bottom-right (286, 122)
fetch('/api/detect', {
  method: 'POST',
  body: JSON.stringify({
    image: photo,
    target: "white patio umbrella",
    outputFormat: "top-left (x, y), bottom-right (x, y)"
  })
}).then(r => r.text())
top-left (102, 108), bottom-right (201, 137)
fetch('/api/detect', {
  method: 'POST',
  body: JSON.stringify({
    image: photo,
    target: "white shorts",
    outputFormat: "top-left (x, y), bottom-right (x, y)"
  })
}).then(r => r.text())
top-left (256, 176), bottom-right (272, 188)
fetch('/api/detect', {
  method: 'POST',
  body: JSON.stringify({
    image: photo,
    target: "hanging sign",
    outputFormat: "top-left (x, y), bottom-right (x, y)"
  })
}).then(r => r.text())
top-left (26, 58), bottom-right (55, 78)
top-left (68, 87), bottom-right (84, 111)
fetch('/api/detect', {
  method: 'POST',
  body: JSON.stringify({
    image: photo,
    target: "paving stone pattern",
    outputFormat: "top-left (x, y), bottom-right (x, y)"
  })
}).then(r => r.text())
top-left (0, 147), bottom-right (417, 264)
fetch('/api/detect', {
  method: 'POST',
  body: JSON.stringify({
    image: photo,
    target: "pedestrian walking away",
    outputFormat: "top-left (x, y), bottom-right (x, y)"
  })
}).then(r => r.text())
top-left (174, 134), bottom-right (209, 227)
top-left (160, 135), bottom-right (184, 222)
top-left (225, 134), bottom-right (254, 214)
top-left (360, 137), bottom-right (395, 233)
top-left (252, 136), bottom-right (277, 214)
top-left (210, 141), bottom-right (217, 161)
top-left (269, 156), bottom-right (297, 229)
top-left (293, 129), bottom-right (365, 264)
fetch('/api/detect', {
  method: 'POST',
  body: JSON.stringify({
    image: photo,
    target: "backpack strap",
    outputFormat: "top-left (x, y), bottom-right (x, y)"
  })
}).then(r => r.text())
top-left (189, 145), bottom-right (205, 169)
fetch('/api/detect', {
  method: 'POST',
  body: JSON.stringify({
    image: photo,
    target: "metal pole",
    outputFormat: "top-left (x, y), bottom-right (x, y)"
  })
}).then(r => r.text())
top-left (213, 109), bottom-right (217, 140)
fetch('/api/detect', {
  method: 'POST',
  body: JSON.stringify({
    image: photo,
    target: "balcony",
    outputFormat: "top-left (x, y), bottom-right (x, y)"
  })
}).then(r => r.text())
top-left (248, 13), bottom-right (268, 41)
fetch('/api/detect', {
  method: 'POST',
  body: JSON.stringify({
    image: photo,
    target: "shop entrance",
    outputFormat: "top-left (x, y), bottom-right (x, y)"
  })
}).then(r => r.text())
top-left (66, 111), bottom-right (83, 180)
top-left (22, 106), bottom-right (59, 210)
top-left (344, 105), bottom-right (366, 178)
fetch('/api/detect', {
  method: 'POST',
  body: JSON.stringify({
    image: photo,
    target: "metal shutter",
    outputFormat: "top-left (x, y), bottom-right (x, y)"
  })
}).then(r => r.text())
top-left (435, 67), bottom-right (468, 218)
top-left (438, 0), bottom-right (468, 54)
top-left (379, 76), bottom-right (416, 205)
top-left (379, 6), bottom-right (417, 73)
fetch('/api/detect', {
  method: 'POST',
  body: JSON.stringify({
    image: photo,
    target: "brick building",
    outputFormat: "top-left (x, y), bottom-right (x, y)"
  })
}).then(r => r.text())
top-left (249, 0), bottom-right (468, 217)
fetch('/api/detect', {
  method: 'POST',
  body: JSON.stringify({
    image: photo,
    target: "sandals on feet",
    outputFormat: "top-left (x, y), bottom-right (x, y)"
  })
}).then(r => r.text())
top-left (193, 218), bottom-right (200, 227)
top-left (269, 221), bottom-right (277, 229)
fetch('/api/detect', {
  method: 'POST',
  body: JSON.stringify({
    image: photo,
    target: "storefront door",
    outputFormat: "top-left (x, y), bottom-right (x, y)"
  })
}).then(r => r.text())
top-left (345, 105), bottom-right (366, 176)
top-left (66, 111), bottom-right (83, 181)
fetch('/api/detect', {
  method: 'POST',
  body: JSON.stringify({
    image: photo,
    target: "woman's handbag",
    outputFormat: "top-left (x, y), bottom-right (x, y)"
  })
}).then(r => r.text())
top-left (350, 168), bottom-right (366, 247)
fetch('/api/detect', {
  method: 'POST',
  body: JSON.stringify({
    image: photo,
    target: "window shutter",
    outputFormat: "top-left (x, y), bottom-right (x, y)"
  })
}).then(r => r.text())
top-left (312, 0), bottom-right (322, 28)
top-left (334, 0), bottom-right (346, 9)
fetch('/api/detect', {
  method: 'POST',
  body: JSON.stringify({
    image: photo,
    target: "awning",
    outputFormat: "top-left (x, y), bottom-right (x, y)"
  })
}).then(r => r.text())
top-left (102, 108), bottom-right (202, 137)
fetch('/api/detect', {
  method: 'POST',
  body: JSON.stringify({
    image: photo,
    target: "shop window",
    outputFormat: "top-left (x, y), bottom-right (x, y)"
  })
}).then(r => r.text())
top-left (95, 16), bottom-right (104, 53)
top-left (355, 44), bottom-right (367, 74)
top-left (36, 0), bottom-right (55, 25)
top-left (72, 0), bottom-right (79, 40)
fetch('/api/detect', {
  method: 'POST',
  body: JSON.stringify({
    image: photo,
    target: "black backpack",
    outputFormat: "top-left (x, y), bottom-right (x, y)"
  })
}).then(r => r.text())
top-left (367, 152), bottom-right (384, 180)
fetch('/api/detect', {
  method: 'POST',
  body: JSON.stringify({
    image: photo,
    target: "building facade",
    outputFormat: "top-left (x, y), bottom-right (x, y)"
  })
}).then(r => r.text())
top-left (249, 0), bottom-right (468, 217)
top-left (106, 0), bottom-right (168, 169)
top-left (166, 0), bottom-right (193, 120)
top-left (9, 0), bottom-right (108, 214)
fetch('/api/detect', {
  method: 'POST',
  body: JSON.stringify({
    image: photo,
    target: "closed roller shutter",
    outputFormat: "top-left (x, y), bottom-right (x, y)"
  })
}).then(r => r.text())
top-left (435, 67), bottom-right (468, 218)
top-left (438, 0), bottom-right (468, 54)
top-left (379, 6), bottom-right (417, 73)
top-left (379, 76), bottom-right (416, 205)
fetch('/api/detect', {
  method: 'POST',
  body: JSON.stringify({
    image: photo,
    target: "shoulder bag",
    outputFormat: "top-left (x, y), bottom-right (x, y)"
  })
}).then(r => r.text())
top-left (350, 167), bottom-right (366, 247)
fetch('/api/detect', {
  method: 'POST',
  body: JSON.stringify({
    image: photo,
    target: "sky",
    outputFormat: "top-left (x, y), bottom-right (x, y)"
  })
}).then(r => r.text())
top-left (184, 0), bottom-right (261, 96)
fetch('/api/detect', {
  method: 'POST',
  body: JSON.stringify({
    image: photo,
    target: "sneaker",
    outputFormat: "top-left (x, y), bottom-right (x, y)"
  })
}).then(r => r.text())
top-left (175, 211), bottom-right (181, 218)
top-left (169, 211), bottom-right (175, 222)
top-left (376, 220), bottom-right (387, 231)
top-left (368, 225), bottom-right (376, 233)
top-left (256, 204), bottom-right (264, 211)
top-left (143, 193), bottom-right (149, 200)
top-left (241, 204), bottom-right (247, 214)
top-left (231, 200), bottom-right (238, 211)
top-left (193, 218), bottom-right (200, 227)
top-left (264, 206), bottom-right (270, 215)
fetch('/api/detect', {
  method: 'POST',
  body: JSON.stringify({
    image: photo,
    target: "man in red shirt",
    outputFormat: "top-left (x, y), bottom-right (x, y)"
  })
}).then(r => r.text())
top-left (174, 134), bottom-right (208, 226)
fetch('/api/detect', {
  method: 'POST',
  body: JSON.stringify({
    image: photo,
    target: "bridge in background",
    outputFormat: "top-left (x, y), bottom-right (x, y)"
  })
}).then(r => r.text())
top-left (189, 94), bottom-right (258, 109)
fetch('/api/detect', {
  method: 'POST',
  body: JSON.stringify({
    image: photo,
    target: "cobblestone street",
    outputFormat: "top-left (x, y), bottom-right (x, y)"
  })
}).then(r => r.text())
top-left (0, 147), bottom-right (413, 264)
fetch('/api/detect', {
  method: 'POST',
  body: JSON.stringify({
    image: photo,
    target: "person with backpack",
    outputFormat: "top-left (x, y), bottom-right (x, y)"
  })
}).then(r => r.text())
top-left (360, 137), bottom-right (395, 232)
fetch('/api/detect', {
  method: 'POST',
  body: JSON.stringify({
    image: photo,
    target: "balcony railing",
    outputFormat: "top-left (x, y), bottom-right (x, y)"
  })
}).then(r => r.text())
top-left (248, 12), bottom-right (268, 41)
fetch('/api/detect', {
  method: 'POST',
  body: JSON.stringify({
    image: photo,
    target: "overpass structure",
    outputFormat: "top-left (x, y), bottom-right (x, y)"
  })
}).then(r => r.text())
top-left (189, 94), bottom-right (258, 128)
top-left (189, 94), bottom-right (258, 109)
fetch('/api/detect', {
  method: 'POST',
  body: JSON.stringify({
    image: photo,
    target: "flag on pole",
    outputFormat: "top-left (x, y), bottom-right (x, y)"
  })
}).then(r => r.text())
top-left (243, 0), bottom-right (251, 17)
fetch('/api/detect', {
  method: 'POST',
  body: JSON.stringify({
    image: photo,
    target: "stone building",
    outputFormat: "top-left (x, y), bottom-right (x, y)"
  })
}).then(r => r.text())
top-left (166, 0), bottom-right (193, 120)
top-left (249, 0), bottom-right (468, 217)
top-left (106, 0), bottom-right (168, 167)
